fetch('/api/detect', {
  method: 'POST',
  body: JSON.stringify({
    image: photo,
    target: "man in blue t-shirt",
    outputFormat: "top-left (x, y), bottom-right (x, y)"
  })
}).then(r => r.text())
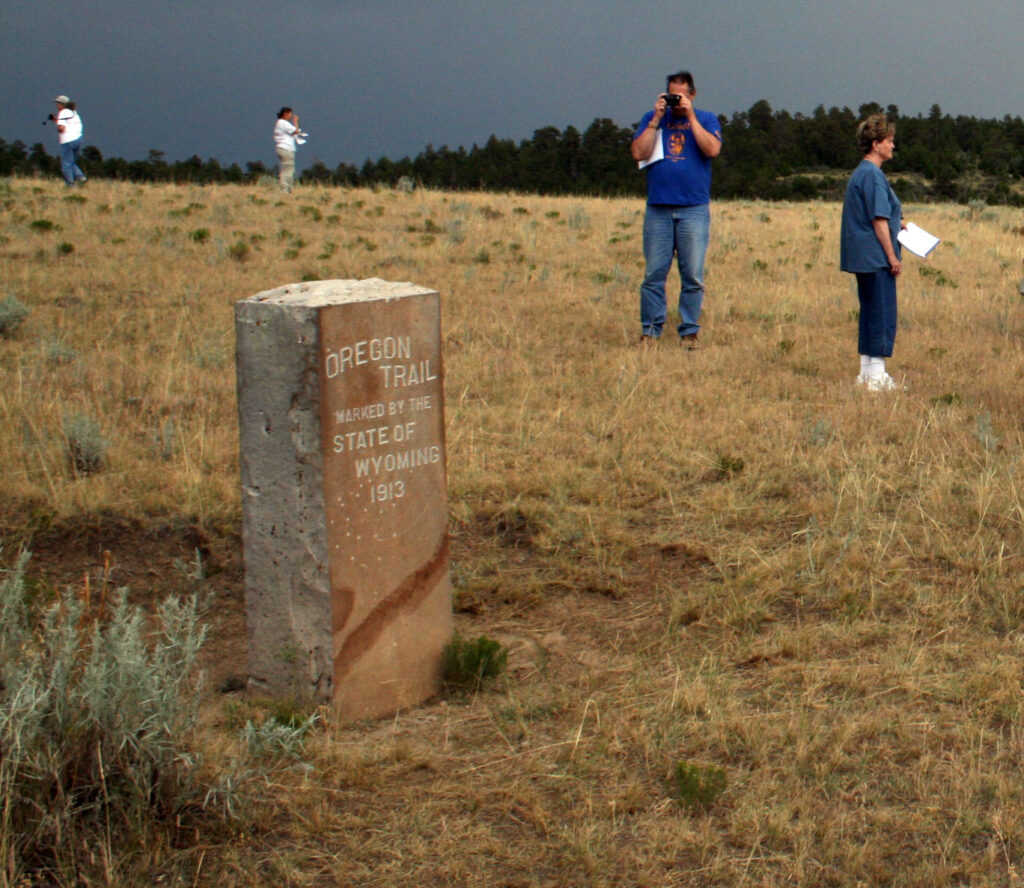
top-left (631, 70), bottom-right (722, 347)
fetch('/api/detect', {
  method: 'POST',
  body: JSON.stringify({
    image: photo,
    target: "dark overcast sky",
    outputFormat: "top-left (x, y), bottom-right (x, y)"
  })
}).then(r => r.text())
top-left (2, 0), bottom-right (1020, 172)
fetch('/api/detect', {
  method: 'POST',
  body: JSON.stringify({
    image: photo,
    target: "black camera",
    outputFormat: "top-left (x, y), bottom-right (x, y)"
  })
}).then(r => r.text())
top-left (663, 93), bottom-right (682, 107)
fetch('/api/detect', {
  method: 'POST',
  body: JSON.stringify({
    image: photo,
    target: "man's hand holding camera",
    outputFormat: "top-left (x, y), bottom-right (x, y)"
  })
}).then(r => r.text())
top-left (651, 87), bottom-right (688, 127)
top-left (651, 93), bottom-right (668, 125)
top-left (649, 86), bottom-right (694, 127)
top-left (660, 88), bottom-right (693, 117)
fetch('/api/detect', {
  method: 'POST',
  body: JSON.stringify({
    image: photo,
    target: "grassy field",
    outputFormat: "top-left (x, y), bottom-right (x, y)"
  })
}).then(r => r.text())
top-left (2, 176), bottom-right (1024, 886)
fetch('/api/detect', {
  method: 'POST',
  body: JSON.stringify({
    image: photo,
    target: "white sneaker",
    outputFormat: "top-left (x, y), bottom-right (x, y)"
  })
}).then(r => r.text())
top-left (855, 372), bottom-right (899, 392)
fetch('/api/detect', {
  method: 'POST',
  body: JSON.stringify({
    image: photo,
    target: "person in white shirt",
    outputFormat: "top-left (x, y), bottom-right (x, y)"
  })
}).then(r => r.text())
top-left (273, 107), bottom-right (300, 193)
top-left (51, 95), bottom-right (87, 186)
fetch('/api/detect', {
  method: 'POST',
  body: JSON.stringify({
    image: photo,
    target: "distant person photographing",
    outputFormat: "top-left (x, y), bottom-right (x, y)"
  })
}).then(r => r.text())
top-left (273, 107), bottom-right (306, 194)
top-left (631, 70), bottom-right (722, 348)
top-left (48, 95), bottom-right (87, 186)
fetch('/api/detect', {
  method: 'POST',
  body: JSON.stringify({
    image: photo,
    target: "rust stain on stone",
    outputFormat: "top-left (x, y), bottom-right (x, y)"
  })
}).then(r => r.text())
top-left (331, 587), bottom-right (355, 636)
top-left (333, 533), bottom-right (449, 684)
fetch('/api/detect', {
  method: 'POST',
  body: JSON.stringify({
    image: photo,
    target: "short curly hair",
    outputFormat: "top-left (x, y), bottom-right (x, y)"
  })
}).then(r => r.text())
top-left (856, 114), bottom-right (895, 155)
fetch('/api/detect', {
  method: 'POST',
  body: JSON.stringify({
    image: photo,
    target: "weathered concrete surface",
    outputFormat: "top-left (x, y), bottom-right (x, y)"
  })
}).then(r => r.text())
top-left (235, 279), bottom-right (452, 720)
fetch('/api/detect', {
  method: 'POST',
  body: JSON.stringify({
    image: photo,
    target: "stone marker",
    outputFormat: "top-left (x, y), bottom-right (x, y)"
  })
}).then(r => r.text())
top-left (235, 278), bottom-right (452, 721)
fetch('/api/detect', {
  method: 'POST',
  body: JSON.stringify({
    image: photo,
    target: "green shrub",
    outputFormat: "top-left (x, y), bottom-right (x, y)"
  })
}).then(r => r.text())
top-left (0, 548), bottom-right (223, 879)
top-left (975, 411), bottom-right (1000, 452)
top-left (243, 710), bottom-right (320, 761)
top-left (62, 411), bottom-right (109, 475)
top-left (441, 633), bottom-right (508, 693)
top-left (189, 227), bottom-right (211, 243)
top-left (714, 454), bottom-right (745, 479)
top-left (446, 220), bottom-right (465, 245)
top-left (0, 294), bottom-right (30, 338)
top-left (42, 336), bottom-right (76, 364)
top-left (567, 206), bottom-right (590, 230)
top-left (147, 418), bottom-right (176, 464)
top-left (29, 219), bottom-right (56, 233)
top-left (669, 760), bottom-right (728, 811)
top-left (918, 265), bottom-right (958, 288)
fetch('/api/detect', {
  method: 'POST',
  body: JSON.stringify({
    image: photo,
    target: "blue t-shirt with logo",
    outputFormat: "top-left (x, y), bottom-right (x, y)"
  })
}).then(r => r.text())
top-left (634, 108), bottom-right (721, 206)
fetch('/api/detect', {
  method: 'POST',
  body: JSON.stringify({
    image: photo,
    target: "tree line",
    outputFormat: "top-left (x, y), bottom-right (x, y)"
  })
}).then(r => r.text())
top-left (3, 101), bottom-right (1024, 204)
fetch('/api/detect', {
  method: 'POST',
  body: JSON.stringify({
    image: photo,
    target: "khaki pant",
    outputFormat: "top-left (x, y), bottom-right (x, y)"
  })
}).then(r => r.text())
top-left (276, 147), bottom-right (295, 193)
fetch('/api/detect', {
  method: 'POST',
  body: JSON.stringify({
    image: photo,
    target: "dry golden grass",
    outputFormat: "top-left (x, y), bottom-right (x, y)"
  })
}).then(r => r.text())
top-left (3, 176), bottom-right (1024, 886)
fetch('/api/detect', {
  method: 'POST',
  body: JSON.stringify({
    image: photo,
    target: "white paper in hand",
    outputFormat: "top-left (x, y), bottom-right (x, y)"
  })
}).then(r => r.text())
top-left (897, 222), bottom-right (940, 258)
top-left (638, 133), bottom-right (663, 170)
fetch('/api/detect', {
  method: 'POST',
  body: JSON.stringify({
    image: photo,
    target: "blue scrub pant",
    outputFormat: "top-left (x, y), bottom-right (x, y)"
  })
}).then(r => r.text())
top-left (856, 270), bottom-right (897, 357)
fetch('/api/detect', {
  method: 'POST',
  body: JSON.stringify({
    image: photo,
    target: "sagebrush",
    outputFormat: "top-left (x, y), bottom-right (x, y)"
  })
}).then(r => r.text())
top-left (0, 547), bottom-right (235, 883)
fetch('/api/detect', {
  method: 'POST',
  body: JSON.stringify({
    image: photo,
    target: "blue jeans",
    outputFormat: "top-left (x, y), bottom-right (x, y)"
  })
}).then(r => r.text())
top-left (59, 138), bottom-right (86, 185)
top-left (640, 203), bottom-right (711, 338)
top-left (855, 270), bottom-right (897, 357)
